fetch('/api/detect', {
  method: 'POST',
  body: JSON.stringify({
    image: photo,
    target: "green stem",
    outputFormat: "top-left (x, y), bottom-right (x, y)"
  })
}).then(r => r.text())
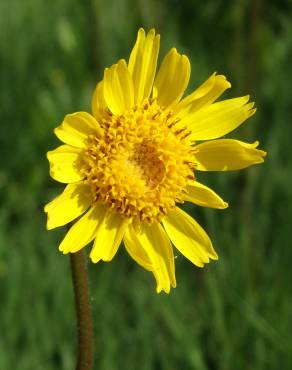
top-left (70, 251), bottom-right (94, 370)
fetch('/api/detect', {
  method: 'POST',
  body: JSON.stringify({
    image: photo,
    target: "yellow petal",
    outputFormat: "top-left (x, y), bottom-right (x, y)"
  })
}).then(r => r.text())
top-left (175, 73), bottom-right (231, 117)
top-left (59, 203), bottom-right (107, 254)
top-left (124, 225), bottom-right (153, 271)
top-left (54, 112), bottom-right (103, 148)
top-left (90, 211), bottom-right (128, 263)
top-left (47, 145), bottom-right (83, 183)
top-left (181, 95), bottom-right (255, 140)
top-left (183, 181), bottom-right (228, 209)
top-left (194, 139), bottom-right (267, 171)
top-left (124, 223), bottom-right (176, 293)
top-left (141, 222), bottom-right (176, 292)
top-left (91, 81), bottom-right (108, 120)
top-left (162, 207), bottom-right (218, 267)
top-left (103, 59), bottom-right (134, 115)
top-left (44, 182), bottom-right (92, 230)
top-left (128, 28), bottom-right (160, 104)
top-left (153, 48), bottom-right (190, 108)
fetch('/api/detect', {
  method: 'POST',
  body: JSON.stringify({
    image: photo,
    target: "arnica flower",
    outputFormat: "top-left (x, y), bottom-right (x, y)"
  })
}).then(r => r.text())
top-left (45, 28), bottom-right (266, 293)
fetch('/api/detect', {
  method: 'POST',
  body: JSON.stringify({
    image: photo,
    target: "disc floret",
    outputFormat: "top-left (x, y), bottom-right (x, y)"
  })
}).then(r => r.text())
top-left (79, 99), bottom-right (195, 223)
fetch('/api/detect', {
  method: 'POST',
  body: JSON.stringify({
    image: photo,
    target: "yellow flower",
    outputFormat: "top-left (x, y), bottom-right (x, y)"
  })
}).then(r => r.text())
top-left (45, 28), bottom-right (266, 293)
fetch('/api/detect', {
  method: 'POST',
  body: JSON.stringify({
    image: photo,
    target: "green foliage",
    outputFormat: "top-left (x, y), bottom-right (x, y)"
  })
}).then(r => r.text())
top-left (1, 0), bottom-right (292, 369)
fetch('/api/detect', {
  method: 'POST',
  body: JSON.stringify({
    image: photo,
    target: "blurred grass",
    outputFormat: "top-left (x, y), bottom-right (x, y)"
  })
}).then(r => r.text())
top-left (1, 0), bottom-right (292, 369)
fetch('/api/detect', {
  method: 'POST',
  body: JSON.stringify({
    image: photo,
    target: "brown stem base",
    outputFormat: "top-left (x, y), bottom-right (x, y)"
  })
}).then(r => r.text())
top-left (70, 251), bottom-right (94, 370)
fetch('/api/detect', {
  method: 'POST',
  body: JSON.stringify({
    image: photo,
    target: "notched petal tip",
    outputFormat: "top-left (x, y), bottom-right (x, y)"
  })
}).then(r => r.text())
top-left (181, 54), bottom-right (190, 63)
top-left (246, 102), bottom-right (255, 110)
top-left (214, 74), bottom-right (232, 90)
top-left (148, 28), bottom-right (156, 37)
top-left (221, 201), bottom-right (229, 209)
top-left (202, 249), bottom-right (218, 262)
top-left (156, 286), bottom-right (162, 294)
top-left (164, 287), bottom-right (171, 294)
top-left (59, 241), bottom-right (72, 254)
top-left (156, 285), bottom-right (171, 294)
top-left (138, 27), bottom-right (146, 34)
top-left (252, 141), bottom-right (267, 154)
top-left (248, 107), bottom-right (257, 116)
top-left (211, 252), bottom-right (219, 261)
top-left (225, 79), bottom-right (232, 89)
top-left (89, 254), bottom-right (99, 264)
top-left (59, 245), bottom-right (67, 254)
top-left (46, 219), bottom-right (54, 230)
top-left (256, 150), bottom-right (267, 164)
top-left (43, 202), bottom-right (50, 212)
top-left (117, 58), bottom-right (127, 67)
top-left (46, 151), bottom-right (53, 160)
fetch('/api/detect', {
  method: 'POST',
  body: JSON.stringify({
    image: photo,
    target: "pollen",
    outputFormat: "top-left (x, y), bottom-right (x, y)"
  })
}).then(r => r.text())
top-left (79, 99), bottom-right (195, 223)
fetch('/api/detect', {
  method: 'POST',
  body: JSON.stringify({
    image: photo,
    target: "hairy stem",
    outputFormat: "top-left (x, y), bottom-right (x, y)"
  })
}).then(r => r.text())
top-left (70, 251), bottom-right (94, 370)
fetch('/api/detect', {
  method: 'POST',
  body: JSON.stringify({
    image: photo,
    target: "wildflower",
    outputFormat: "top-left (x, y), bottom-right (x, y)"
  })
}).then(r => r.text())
top-left (45, 28), bottom-right (266, 293)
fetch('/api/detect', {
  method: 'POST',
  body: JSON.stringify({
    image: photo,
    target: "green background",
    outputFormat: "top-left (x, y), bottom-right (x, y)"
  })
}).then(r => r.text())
top-left (1, 0), bottom-right (292, 369)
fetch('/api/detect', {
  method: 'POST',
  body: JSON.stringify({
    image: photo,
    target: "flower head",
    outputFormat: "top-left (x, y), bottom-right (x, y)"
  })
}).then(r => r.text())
top-left (45, 28), bottom-right (266, 293)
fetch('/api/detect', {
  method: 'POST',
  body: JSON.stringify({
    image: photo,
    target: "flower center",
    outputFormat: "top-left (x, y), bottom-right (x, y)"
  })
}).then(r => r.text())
top-left (80, 99), bottom-right (195, 223)
top-left (130, 140), bottom-right (166, 188)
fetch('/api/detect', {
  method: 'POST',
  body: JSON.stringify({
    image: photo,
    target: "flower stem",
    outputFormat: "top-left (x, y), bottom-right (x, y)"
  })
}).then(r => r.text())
top-left (70, 251), bottom-right (94, 370)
